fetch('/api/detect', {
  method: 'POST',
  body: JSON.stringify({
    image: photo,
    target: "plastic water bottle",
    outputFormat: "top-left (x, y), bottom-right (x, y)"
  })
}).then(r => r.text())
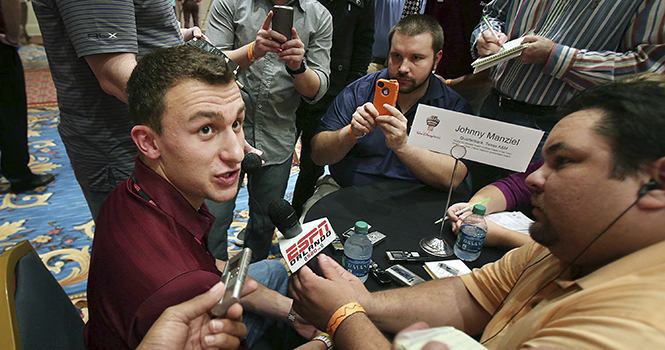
top-left (343, 221), bottom-right (373, 282)
top-left (454, 205), bottom-right (488, 261)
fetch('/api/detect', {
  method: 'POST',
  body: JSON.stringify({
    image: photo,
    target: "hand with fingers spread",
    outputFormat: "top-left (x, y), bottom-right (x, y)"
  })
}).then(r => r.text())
top-left (251, 11), bottom-right (285, 60)
top-left (289, 254), bottom-right (371, 331)
top-left (375, 104), bottom-right (409, 152)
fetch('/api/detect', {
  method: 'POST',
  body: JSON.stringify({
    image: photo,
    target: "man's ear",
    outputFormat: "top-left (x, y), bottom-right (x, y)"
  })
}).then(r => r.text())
top-left (433, 50), bottom-right (443, 72)
top-left (131, 125), bottom-right (161, 160)
top-left (637, 157), bottom-right (665, 210)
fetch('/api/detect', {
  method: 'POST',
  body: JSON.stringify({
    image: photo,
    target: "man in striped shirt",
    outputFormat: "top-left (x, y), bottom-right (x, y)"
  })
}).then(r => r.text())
top-left (32, 0), bottom-right (203, 221)
top-left (467, 0), bottom-right (665, 190)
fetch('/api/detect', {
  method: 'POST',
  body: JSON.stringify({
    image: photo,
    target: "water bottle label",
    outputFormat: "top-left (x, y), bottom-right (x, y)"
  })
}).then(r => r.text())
top-left (456, 225), bottom-right (486, 253)
top-left (344, 256), bottom-right (370, 278)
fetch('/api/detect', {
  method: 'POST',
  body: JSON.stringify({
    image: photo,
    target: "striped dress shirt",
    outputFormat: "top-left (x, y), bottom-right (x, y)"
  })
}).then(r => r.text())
top-left (471, 0), bottom-right (665, 106)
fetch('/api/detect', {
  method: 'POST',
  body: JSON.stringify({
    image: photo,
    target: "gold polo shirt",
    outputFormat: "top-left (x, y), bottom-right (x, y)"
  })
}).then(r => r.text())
top-left (460, 240), bottom-right (665, 349)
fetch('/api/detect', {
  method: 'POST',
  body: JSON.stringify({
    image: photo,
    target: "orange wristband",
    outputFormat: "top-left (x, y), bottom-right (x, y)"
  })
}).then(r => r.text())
top-left (248, 41), bottom-right (259, 61)
top-left (348, 125), bottom-right (358, 138)
top-left (445, 79), bottom-right (452, 86)
top-left (326, 302), bottom-right (366, 338)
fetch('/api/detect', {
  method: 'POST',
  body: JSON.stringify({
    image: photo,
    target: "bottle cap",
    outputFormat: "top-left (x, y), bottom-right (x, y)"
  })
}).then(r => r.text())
top-left (354, 221), bottom-right (369, 234)
top-left (472, 204), bottom-right (486, 216)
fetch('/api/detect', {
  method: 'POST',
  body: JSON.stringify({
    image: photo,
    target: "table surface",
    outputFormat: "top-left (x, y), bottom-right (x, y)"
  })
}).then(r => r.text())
top-left (304, 180), bottom-right (507, 291)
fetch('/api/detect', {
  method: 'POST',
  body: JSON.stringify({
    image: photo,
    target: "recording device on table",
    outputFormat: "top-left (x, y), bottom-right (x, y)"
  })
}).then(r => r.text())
top-left (373, 79), bottom-right (399, 116)
top-left (211, 247), bottom-right (252, 317)
top-left (385, 264), bottom-right (426, 286)
top-left (272, 5), bottom-right (293, 42)
top-left (331, 226), bottom-right (386, 251)
top-left (386, 250), bottom-right (438, 262)
top-left (370, 260), bottom-right (392, 285)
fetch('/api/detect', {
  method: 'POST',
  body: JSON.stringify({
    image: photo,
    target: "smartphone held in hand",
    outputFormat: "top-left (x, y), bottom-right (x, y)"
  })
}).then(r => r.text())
top-left (272, 5), bottom-right (293, 42)
top-left (373, 79), bottom-right (399, 116)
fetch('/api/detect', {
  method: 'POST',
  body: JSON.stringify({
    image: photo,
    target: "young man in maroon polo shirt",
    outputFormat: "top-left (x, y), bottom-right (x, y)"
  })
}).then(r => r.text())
top-left (86, 45), bottom-right (316, 349)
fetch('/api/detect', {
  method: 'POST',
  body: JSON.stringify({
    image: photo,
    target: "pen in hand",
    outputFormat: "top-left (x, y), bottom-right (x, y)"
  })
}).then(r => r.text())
top-left (482, 16), bottom-right (503, 51)
top-left (434, 198), bottom-right (491, 224)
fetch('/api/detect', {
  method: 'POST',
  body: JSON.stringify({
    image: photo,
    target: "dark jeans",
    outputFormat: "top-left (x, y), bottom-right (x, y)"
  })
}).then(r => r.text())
top-left (182, 0), bottom-right (199, 28)
top-left (206, 156), bottom-right (293, 262)
top-left (292, 95), bottom-right (333, 216)
top-left (0, 43), bottom-right (31, 180)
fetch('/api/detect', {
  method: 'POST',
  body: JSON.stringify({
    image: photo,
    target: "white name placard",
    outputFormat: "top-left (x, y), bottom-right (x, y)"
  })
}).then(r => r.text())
top-left (407, 105), bottom-right (544, 172)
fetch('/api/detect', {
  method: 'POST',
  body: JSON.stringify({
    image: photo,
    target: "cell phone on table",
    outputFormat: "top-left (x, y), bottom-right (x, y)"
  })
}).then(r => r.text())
top-left (373, 79), bottom-right (399, 116)
top-left (211, 247), bottom-right (252, 317)
top-left (272, 5), bottom-right (293, 42)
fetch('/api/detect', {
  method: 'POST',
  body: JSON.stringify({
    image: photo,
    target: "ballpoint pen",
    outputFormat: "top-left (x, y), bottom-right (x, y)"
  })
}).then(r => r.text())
top-left (438, 262), bottom-right (459, 276)
top-left (482, 16), bottom-right (500, 40)
top-left (482, 16), bottom-right (503, 50)
top-left (434, 198), bottom-right (491, 224)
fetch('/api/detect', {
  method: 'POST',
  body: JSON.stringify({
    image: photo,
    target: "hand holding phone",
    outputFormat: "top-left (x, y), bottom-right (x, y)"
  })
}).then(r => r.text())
top-left (211, 248), bottom-right (252, 317)
top-left (373, 79), bottom-right (399, 116)
top-left (272, 5), bottom-right (293, 43)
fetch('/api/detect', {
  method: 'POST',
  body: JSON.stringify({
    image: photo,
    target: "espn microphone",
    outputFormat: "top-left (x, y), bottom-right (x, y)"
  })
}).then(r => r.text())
top-left (241, 152), bottom-right (262, 174)
top-left (268, 198), bottom-right (302, 239)
top-left (269, 199), bottom-right (336, 274)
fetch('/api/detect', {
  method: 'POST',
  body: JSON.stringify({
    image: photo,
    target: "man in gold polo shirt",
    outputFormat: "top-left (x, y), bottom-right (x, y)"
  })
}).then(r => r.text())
top-left (288, 78), bottom-right (665, 349)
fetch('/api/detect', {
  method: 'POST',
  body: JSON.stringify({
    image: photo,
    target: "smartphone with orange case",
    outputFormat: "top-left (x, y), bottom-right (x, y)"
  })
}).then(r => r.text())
top-left (373, 79), bottom-right (399, 116)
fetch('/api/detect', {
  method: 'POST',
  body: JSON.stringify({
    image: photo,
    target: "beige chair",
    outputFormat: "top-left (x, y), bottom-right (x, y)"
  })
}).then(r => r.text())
top-left (0, 240), bottom-right (85, 350)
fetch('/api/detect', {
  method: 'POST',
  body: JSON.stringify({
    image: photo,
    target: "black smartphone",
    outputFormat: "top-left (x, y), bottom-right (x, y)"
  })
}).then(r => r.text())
top-left (272, 5), bottom-right (293, 42)
top-left (211, 247), bottom-right (252, 317)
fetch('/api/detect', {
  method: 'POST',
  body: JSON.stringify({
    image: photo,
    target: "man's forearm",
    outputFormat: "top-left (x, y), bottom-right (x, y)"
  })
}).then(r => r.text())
top-left (240, 276), bottom-right (291, 320)
top-left (311, 128), bottom-right (357, 166)
top-left (293, 68), bottom-right (321, 100)
top-left (223, 44), bottom-right (254, 72)
top-left (333, 313), bottom-right (392, 350)
top-left (393, 145), bottom-right (467, 190)
top-left (364, 277), bottom-right (491, 336)
top-left (85, 52), bottom-right (137, 103)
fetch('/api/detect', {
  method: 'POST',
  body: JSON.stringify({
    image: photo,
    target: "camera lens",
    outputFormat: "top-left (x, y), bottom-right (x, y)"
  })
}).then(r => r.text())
top-left (382, 87), bottom-right (390, 96)
top-left (378, 81), bottom-right (384, 88)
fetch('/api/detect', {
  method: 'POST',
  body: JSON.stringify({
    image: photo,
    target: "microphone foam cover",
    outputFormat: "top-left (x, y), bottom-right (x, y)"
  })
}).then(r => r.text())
top-left (241, 152), bottom-right (262, 174)
top-left (268, 198), bottom-right (299, 237)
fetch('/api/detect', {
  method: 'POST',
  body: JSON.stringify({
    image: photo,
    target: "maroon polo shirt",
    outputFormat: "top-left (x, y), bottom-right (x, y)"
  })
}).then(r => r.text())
top-left (86, 157), bottom-right (221, 349)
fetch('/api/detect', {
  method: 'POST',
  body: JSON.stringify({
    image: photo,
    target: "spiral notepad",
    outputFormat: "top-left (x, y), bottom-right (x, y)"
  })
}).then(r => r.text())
top-left (472, 37), bottom-right (529, 73)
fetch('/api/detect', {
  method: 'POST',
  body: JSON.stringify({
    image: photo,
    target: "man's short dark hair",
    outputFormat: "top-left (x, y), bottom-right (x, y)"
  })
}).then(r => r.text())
top-left (558, 76), bottom-right (665, 179)
top-left (127, 45), bottom-right (236, 134)
top-left (388, 14), bottom-right (444, 55)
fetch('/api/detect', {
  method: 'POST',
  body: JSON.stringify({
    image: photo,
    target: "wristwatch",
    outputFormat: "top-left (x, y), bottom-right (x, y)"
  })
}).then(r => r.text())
top-left (286, 60), bottom-right (307, 76)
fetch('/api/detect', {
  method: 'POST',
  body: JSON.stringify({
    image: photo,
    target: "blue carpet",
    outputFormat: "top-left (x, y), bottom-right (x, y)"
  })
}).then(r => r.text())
top-left (0, 45), bottom-right (299, 307)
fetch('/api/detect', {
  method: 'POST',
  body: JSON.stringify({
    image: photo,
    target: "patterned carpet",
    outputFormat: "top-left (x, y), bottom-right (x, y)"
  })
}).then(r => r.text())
top-left (0, 44), bottom-right (299, 318)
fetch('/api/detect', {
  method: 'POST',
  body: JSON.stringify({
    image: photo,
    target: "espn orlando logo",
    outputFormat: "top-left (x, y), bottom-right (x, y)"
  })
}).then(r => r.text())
top-left (284, 219), bottom-right (334, 269)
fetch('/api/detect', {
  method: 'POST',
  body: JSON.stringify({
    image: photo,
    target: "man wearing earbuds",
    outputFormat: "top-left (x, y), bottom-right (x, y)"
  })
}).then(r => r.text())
top-left (289, 79), bottom-right (665, 350)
